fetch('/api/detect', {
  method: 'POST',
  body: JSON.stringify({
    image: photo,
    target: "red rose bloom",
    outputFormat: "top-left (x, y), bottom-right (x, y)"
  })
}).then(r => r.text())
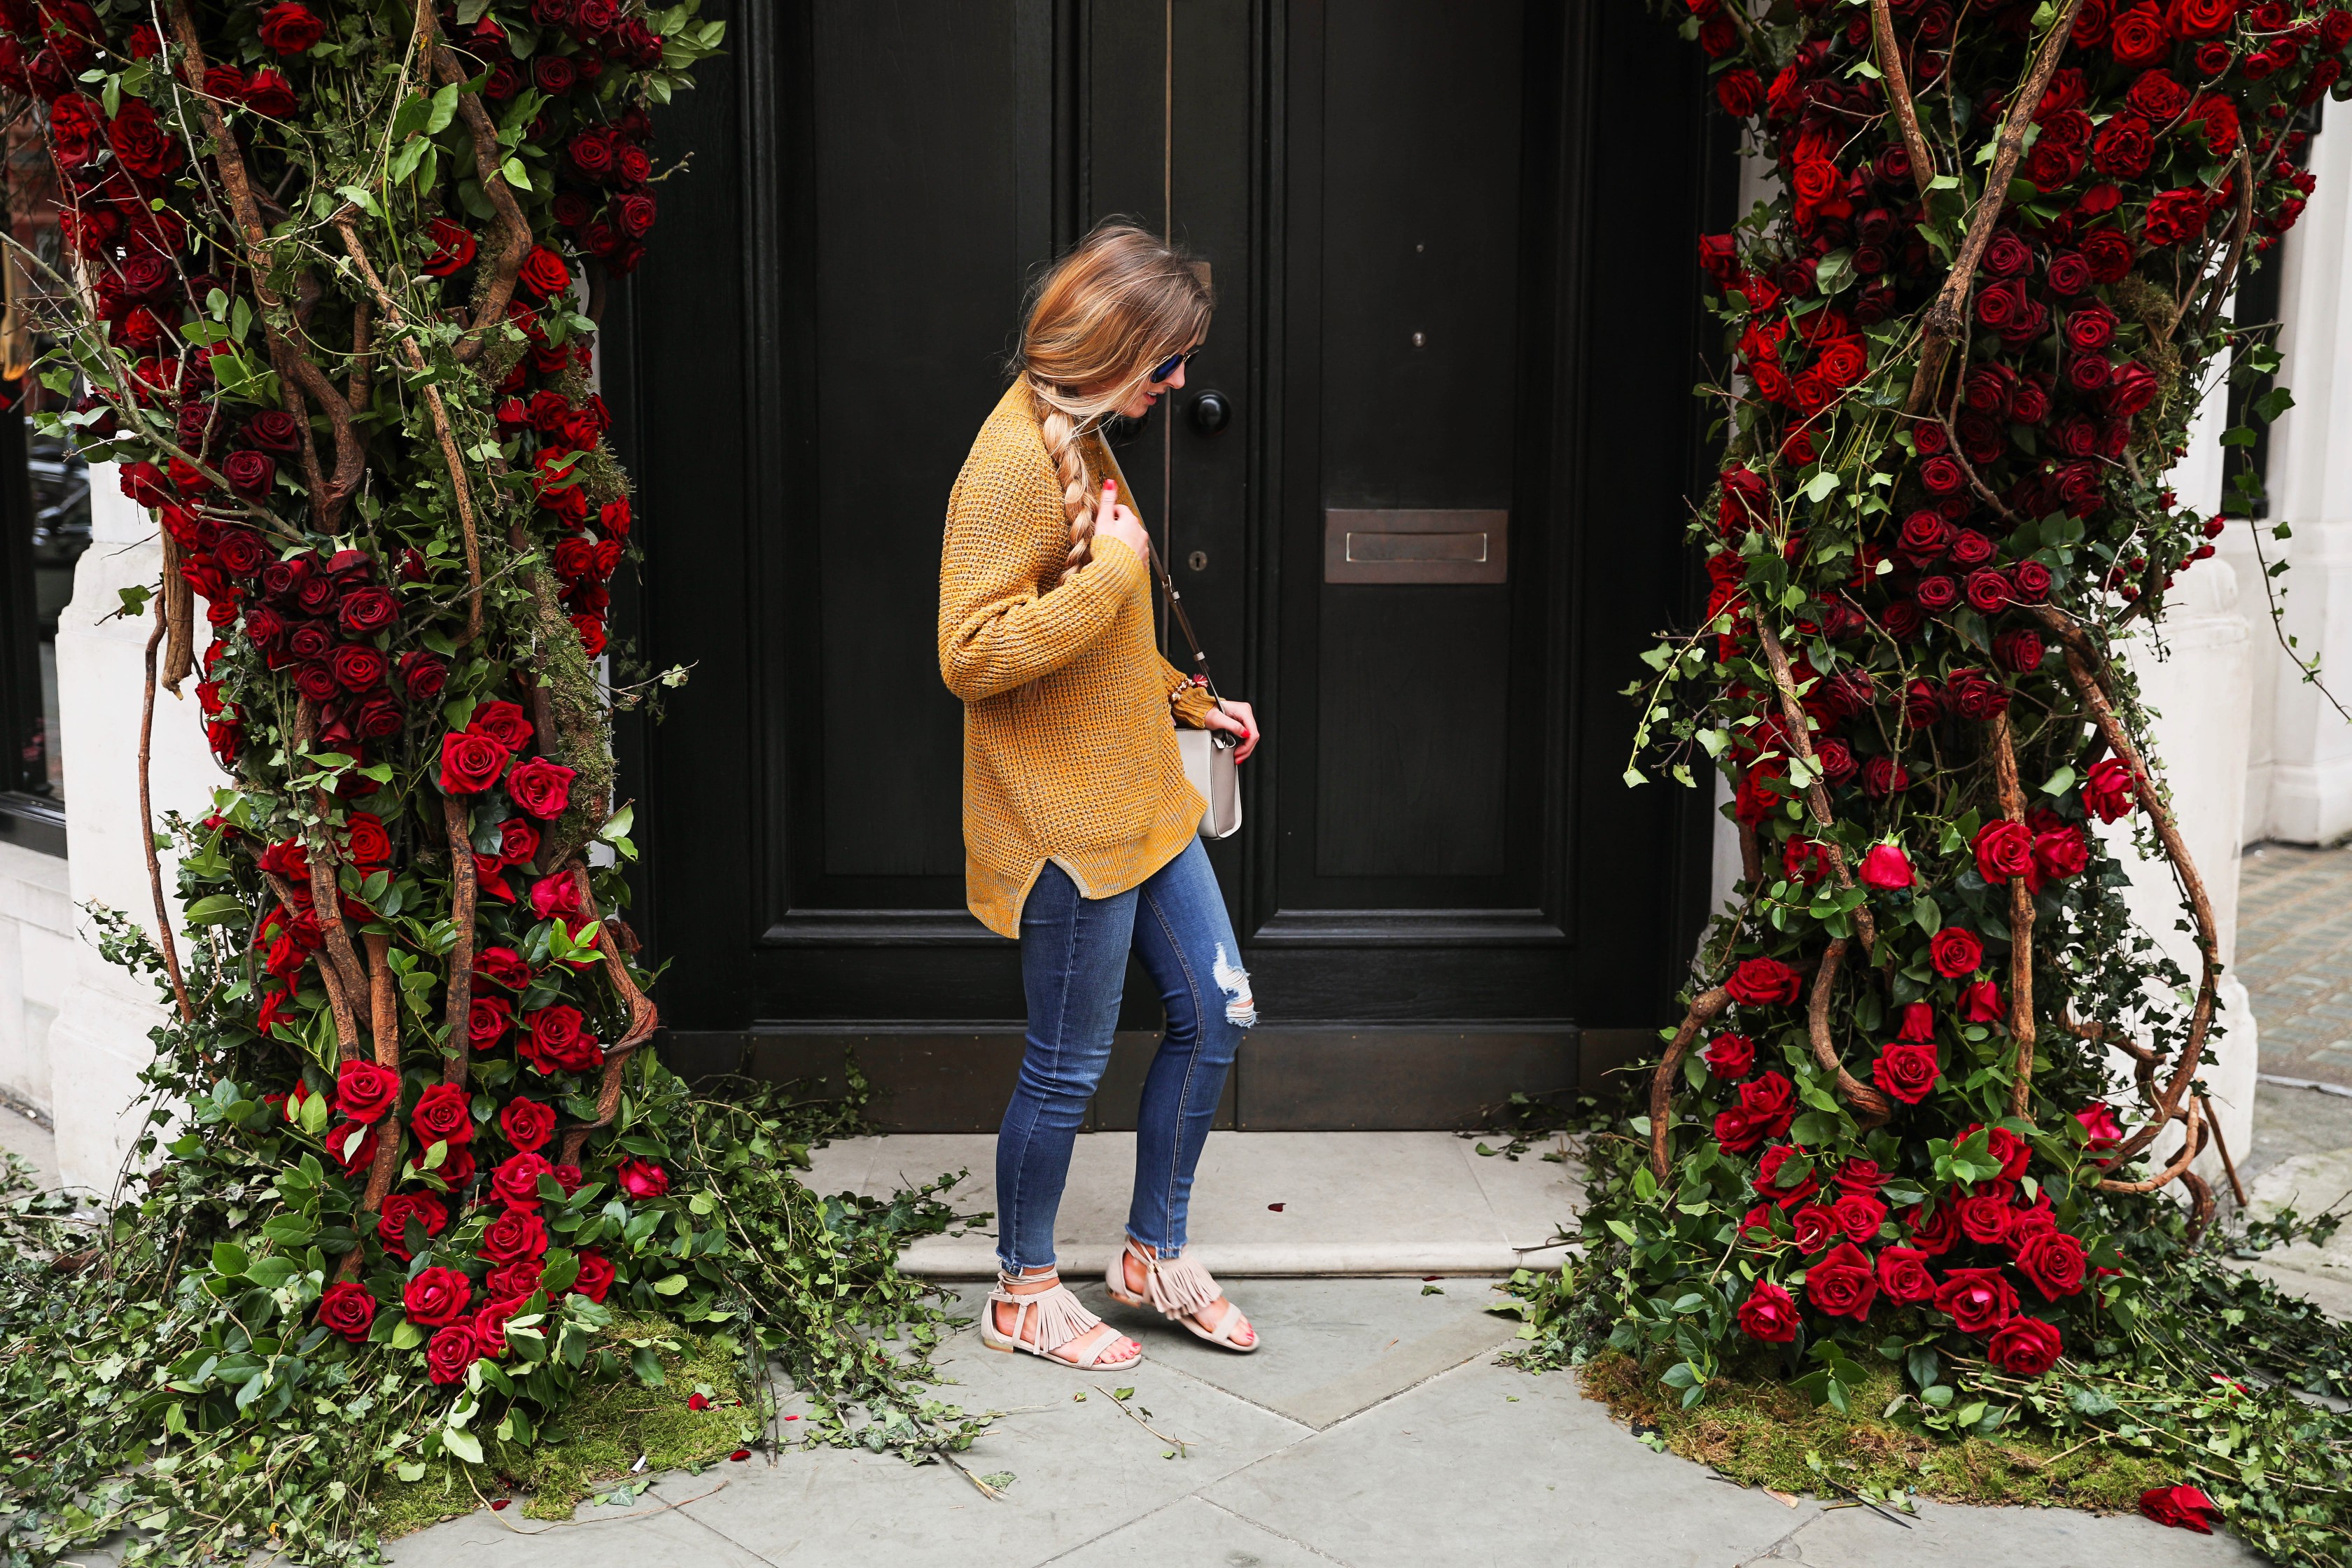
top-left (468, 699), bottom-right (534, 750)
top-left (1737, 1278), bottom-right (1800, 1342)
top-left (1791, 1204), bottom-right (1840, 1253)
top-left (1928, 927), bottom-right (1984, 978)
top-left (1933, 1267), bottom-right (2018, 1333)
top-left (519, 1004), bottom-right (601, 1075)
top-left (1895, 1003), bottom-right (1935, 1044)
top-left (2031, 826), bottom-right (2090, 884)
top-left (318, 1280), bottom-right (377, 1340)
top-left (570, 1248), bottom-right (617, 1303)
top-left (1737, 1072), bottom-right (1797, 1139)
top-left (479, 1206), bottom-right (550, 1264)
top-left (500, 1096), bottom-right (556, 1152)
top-left (398, 650), bottom-right (448, 702)
top-left (422, 217), bottom-right (477, 276)
top-left (2140, 1485), bottom-right (2220, 1533)
top-left (425, 1322), bottom-right (478, 1385)
top-left (1876, 1245), bottom-right (1938, 1303)
top-left (410, 1082), bottom-right (472, 1147)
top-left (1871, 1041), bottom-right (1940, 1105)
top-left (530, 872), bottom-right (589, 923)
top-left (617, 1159), bottom-right (669, 1200)
top-left (2013, 1230), bottom-right (2090, 1299)
top-left (1804, 1242), bottom-right (1879, 1322)
top-left (1702, 1031), bottom-right (1755, 1079)
top-left (1973, 820), bottom-right (2034, 883)
top-left (2108, 1), bottom-right (2172, 63)
top-left (1907, 1199), bottom-right (1963, 1255)
top-left (485, 1258), bottom-right (545, 1305)
top-left (2076, 1101), bottom-right (2126, 1154)
top-left (1958, 1191), bottom-right (2015, 1245)
top-left (506, 757), bottom-right (577, 820)
top-left (2083, 757), bottom-right (2138, 821)
top-left (244, 66), bottom-right (297, 116)
top-left (517, 243), bottom-right (573, 300)
top-left (491, 1151), bottom-right (555, 1209)
top-left (376, 1191), bottom-right (449, 1260)
top-left (257, 1), bottom-right (327, 54)
top-left (402, 1264), bottom-right (474, 1326)
top-left (1961, 1123), bottom-right (2033, 1181)
top-left (1832, 1193), bottom-right (1888, 1243)
top-left (1961, 979), bottom-right (2005, 1023)
top-left (335, 1060), bottom-right (400, 1122)
top-left (438, 732), bottom-right (510, 794)
top-left (1857, 843), bottom-right (1913, 890)
top-left (326, 1120), bottom-right (380, 1175)
top-left (470, 995), bottom-right (512, 1047)
top-left (2145, 188), bottom-right (2211, 247)
top-left (1987, 1316), bottom-right (2064, 1376)
top-left (1725, 956), bottom-right (1802, 1007)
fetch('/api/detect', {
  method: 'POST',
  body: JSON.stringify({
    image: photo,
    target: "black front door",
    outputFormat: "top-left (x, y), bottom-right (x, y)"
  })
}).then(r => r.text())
top-left (615, 1), bottom-right (1721, 1128)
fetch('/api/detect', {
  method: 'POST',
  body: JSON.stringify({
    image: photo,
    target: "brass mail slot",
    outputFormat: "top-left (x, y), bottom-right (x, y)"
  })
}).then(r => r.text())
top-left (1324, 508), bottom-right (1508, 584)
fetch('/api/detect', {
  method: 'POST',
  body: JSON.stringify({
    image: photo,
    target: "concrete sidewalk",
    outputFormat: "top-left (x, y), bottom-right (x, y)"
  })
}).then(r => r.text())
top-left (391, 1275), bottom-right (2260, 1568)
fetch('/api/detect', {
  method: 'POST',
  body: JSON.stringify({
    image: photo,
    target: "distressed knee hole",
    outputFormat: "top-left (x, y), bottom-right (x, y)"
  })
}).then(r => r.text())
top-left (1212, 944), bottom-right (1256, 1028)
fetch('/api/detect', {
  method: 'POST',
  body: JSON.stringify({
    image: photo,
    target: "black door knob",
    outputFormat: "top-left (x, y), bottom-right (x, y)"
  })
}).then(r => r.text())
top-left (1189, 390), bottom-right (1231, 435)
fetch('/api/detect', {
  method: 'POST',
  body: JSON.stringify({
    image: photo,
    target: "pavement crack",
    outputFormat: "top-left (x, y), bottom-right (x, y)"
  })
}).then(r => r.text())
top-left (1194, 1494), bottom-right (1364, 1564)
top-left (1737, 1508), bottom-right (1822, 1565)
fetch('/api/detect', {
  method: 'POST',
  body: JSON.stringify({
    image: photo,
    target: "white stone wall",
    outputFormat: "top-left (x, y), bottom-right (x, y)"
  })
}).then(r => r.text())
top-left (0, 841), bottom-right (73, 1119)
top-left (44, 464), bottom-right (221, 1194)
top-left (2246, 94), bottom-right (2352, 848)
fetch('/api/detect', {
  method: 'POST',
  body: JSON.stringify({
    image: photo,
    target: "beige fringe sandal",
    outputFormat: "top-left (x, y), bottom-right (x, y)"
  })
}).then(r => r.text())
top-left (976, 1268), bottom-right (1142, 1369)
top-left (1106, 1238), bottom-right (1259, 1353)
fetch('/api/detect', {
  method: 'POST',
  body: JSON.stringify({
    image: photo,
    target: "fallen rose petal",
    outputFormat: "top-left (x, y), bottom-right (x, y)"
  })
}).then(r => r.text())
top-left (687, 1392), bottom-right (710, 1410)
top-left (730, 1448), bottom-right (751, 1461)
top-left (1268, 1202), bottom-right (1285, 1212)
top-left (491, 1499), bottom-right (510, 1511)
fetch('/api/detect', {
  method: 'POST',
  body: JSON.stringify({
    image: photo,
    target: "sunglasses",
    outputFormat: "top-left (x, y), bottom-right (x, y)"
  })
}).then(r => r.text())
top-left (1150, 345), bottom-right (1202, 384)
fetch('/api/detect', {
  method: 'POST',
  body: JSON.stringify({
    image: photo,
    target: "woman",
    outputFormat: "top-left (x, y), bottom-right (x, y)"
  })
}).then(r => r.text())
top-left (938, 222), bottom-right (1263, 1370)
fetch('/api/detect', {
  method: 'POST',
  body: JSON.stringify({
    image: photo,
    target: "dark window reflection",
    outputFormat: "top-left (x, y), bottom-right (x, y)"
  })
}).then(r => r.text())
top-left (24, 429), bottom-right (85, 797)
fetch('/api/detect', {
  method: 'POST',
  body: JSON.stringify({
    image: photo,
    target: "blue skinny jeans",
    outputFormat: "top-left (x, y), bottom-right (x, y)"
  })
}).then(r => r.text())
top-left (995, 837), bottom-right (1255, 1274)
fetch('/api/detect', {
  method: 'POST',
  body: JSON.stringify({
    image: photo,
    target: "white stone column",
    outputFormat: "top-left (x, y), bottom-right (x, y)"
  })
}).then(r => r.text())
top-left (2252, 94), bottom-right (2352, 846)
top-left (46, 466), bottom-right (220, 1194)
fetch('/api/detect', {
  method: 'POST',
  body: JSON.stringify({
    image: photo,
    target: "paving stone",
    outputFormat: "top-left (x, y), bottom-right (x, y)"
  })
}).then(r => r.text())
top-left (1048, 1495), bottom-right (1343, 1567)
top-left (386, 1500), bottom-right (768, 1567)
top-left (1756, 1494), bottom-right (2262, 1566)
top-left (1201, 1357), bottom-right (1823, 1568)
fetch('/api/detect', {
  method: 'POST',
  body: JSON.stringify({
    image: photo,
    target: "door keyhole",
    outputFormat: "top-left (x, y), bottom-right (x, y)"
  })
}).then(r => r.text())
top-left (1186, 550), bottom-right (1209, 572)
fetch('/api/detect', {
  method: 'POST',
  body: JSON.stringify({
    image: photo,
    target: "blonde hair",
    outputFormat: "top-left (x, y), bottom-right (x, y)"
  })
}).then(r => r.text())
top-left (1018, 221), bottom-right (1213, 584)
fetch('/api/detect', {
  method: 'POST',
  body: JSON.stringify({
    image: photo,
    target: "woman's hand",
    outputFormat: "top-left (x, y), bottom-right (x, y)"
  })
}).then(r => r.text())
top-left (1095, 480), bottom-right (1151, 564)
top-left (1205, 698), bottom-right (1260, 762)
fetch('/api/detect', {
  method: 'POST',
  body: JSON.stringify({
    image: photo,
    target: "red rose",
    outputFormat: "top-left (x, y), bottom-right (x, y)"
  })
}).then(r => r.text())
top-left (493, 818), bottom-right (542, 867)
top-left (1928, 927), bottom-right (1984, 978)
top-left (1715, 1107), bottom-right (1765, 1152)
top-left (530, 872), bottom-right (589, 923)
top-left (1737, 1279), bottom-right (1800, 1342)
top-left (318, 1280), bottom-right (377, 1340)
top-left (1907, 1199), bottom-right (1963, 1255)
top-left (330, 645), bottom-right (386, 693)
top-left (1831, 1193), bottom-right (1887, 1243)
top-left (1702, 1031), bottom-right (1754, 1079)
top-left (1876, 1245), bottom-right (1938, 1303)
top-left (2171, 0), bottom-right (2236, 36)
top-left (1716, 66), bottom-right (1765, 116)
top-left (1871, 1041), bottom-right (1940, 1105)
top-left (2140, 1485), bottom-right (2220, 1533)
top-left (1972, 820), bottom-right (2033, 883)
top-left (479, 1206), bottom-right (550, 1264)
top-left (617, 1159), bottom-right (669, 1200)
top-left (2010, 560), bottom-right (2053, 603)
top-left (500, 1096), bottom-right (556, 1152)
top-left (335, 1060), bottom-right (400, 1122)
top-left (1894, 1003), bottom-right (1934, 1044)
top-left (1961, 1123), bottom-right (2033, 1181)
top-left (1725, 956), bottom-right (1802, 1007)
top-left (506, 757), bottom-right (577, 820)
top-left (2083, 757), bottom-right (2137, 821)
top-left (376, 1191), bottom-right (449, 1260)
top-left (2108, 1), bottom-right (2172, 63)
top-left (398, 650), bottom-right (448, 703)
top-left (518, 243), bottom-right (573, 300)
top-left (106, 99), bottom-right (182, 180)
top-left (343, 812), bottom-right (392, 867)
top-left (425, 1322), bottom-right (478, 1385)
top-left (1856, 844), bottom-right (1912, 890)
top-left (402, 1264), bottom-right (473, 1326)
top-left (1987, 1315), bottom-right (2064, 1376)
top-left (485, 1258), bottom-right (545, 1305)
top-left (438, 732), bottom-right (510, 794)
top-left (2013, 1230), bottom-right (2089, 1299)
top-left (472, 1299), bottom-right (517, 1358)
top-left (554, 1163), bottom-right (584, 1195)
top-left (1754, 1145), bottom-right (1818, 1206)
top-left (244, 66), bottom-right (297, 116)
top-left (2144, 188), bottom-right (2211, 247)
top-left (1791, 1204), bottom-right (1839, 1252)
top-left (2031, 826), bottom-right (2089, 885)
top-left (475, 946), bottom-right (535, 990)
top-left (571, 1248), bottom-right (617, 1303)
top-left (470, 995), bottom-right (513, 1048)
top-left (1737, 1072), bottom-right (1796, 1136)
top-left (326, 1120), bottom-right (380, 1175)
top-left (1804, 1241), bottom-right (1879, 1321)
top-left (1958, 1191), bottom-right (2015, 1245)
top-left (491, 1151), bottom-right (555, 1209)
top-left (468, 700), bottom-right (535, 750)
top-left (2076, 1101), bottom-right (2125, 1153)
top-left (257, 1), bottom-right (327, 54)
top-left (410, 1082), bottom-right (472, 1148)
top-left (519, 1004), bottom-right (601, 1075)
top-left (1933, 1267), bottom-right (2017, 1333)
top-left (338, 586), bottom-right (398, 636)
top-left (1833, 1159), bottom-right (1886, 1198)
top-left (2080, 228), bottom-right (2136, 284)
top-left (1961, 980), bottom-right (2005, 1023)
top-left (222, 449), bottom-right (276, 497)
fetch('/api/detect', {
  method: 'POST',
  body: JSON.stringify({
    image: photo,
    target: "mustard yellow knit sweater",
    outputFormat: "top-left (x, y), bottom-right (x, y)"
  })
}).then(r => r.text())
top-left (939, 381), bottom-right (1217, 938)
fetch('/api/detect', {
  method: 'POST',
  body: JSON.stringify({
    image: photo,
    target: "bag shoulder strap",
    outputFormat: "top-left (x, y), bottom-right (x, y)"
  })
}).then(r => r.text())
top-left (1092, 440), bottom-right (1222, 704)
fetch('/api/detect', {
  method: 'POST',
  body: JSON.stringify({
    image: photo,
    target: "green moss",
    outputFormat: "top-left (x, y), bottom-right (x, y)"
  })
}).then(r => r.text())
top-left (1578, 1350), bottom-right (2171, 1513)
top-left (365, 1319), bottom-right (762, 1537)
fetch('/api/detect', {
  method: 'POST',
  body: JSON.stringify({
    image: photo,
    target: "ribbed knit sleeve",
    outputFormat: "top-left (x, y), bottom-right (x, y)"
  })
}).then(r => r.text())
top-left (937, 453), bottom-right (1147, 705)
top-left (1158, 653), bottom-right (1219, 727)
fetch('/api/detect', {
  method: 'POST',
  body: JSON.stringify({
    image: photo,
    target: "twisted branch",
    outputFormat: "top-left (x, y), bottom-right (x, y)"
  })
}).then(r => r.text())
top-left (1754, 622), bottom-right (1878, 955)
top-left (1902, 0), bottom-right (2087, 414)
top-left (1648, 986), bottom-right (1734, 1180)
top-left (555, 864), bottom-right (660, 1168)
top-left (139, 594), bottom-right (192, 1023)
top-left (1807, 938), bottom-right (1893, 1128)
top-left (340, 932), bottom-right (403, 1281)
top-left (1989, 709), bottom-right (2038, 1117)
top-left (1867, 0), bottom-right (1938, 196)
top-left (422, 11), bottom-right (533, 364)
top-left (440, 794), bottom-right (477, 1087)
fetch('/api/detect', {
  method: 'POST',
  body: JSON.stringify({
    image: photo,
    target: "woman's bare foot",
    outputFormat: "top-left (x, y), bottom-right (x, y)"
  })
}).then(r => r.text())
top-left (1123, 1245), bottom-right (1256, 1347)
top-left (993, 1267), bottom-right (1138, 1366)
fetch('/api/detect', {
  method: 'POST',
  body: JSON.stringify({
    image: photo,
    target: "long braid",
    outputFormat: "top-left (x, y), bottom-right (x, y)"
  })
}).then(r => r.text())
top-left (1030, 380), bottom-right (1100, 585)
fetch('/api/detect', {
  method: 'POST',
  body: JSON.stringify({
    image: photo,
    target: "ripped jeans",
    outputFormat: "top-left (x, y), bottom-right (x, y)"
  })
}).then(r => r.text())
top-left (995, 836), bottom-right (1254, 1273)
